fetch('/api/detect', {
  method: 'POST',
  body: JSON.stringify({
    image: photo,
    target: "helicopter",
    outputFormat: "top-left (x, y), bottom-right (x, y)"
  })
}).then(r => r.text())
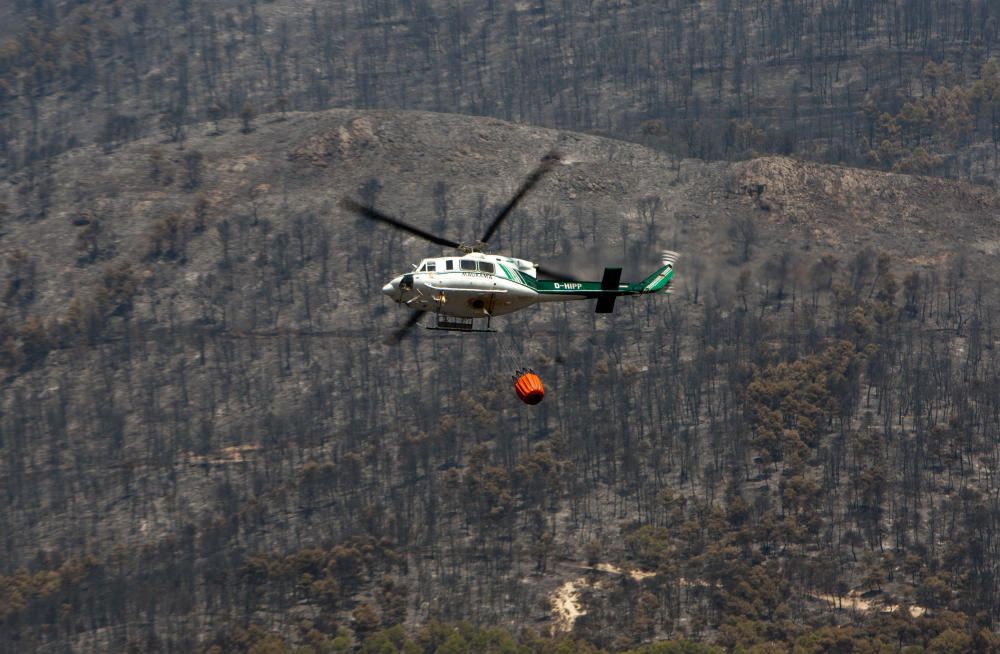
top-left (342, 152), bottom-right (677, 342)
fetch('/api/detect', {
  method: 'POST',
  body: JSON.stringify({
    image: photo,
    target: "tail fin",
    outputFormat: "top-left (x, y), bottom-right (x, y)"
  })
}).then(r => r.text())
top-left (636, 251), bottom-right (678, 293)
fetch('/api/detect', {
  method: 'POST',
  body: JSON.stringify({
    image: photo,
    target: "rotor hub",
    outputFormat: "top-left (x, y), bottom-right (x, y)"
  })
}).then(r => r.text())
top-left (458, 241), bottom-right (489, 253)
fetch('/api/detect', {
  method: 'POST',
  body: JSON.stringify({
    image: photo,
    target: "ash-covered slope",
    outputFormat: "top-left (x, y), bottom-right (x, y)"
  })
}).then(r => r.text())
top-left (2, 110), bottom-right (1000, 652)
top-left (5, 109), bottom-right (997, 325)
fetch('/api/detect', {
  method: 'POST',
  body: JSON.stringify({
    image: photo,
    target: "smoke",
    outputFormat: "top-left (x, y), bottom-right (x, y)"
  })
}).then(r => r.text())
top-left (542, 239), bottom-right (666, 283)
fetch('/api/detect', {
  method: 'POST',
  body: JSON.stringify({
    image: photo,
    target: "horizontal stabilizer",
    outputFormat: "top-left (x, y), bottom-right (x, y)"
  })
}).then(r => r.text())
top-left (600, 267), bottom-right (623, 290)
top-left (595, 267), bottom-right (623, 313)
top-left (595, 295), bottom-right (616, 313)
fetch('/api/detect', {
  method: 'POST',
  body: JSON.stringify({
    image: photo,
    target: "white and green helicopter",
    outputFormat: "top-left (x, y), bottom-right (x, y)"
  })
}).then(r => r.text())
top-left (342, 153), bottom-right (677, 342)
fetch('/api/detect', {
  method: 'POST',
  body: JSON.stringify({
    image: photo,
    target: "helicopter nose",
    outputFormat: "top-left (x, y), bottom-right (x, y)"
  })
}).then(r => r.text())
top-left (382, 281), bottom-right (398, 300)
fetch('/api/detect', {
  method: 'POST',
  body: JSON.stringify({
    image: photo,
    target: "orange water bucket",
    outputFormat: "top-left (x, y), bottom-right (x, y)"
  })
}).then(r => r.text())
top-left (514, 371), bottom-right (545, 405)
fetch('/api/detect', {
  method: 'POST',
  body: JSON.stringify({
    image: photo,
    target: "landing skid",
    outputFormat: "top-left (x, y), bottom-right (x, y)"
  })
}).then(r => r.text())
top-left (424, 315), bottom-right (495, 333)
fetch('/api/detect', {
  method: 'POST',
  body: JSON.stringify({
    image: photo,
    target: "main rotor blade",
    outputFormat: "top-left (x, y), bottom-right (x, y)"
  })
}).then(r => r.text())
top-left (342, 198), bottom-right (461, 250)
top-left (535, 263), bottom-right (579, 282)
top-left (385, 310), bottom-right (426, 344)
top-left (480, 151), bottom-right (561, 245)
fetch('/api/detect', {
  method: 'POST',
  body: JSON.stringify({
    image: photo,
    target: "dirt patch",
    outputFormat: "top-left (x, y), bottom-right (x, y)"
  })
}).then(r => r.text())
top-left (810, 590), bottom-right (927, 618)
top-left (288, 116), bottom-right (380, 166)
top-left (182, 444), bottom-right (260, 466)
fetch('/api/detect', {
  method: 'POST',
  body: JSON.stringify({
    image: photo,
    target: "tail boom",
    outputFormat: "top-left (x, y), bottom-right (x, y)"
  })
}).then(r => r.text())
top-left (534, 251), bottom-right (677, 313)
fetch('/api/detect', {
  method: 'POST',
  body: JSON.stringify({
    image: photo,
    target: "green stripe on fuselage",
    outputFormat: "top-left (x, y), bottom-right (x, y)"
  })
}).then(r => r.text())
top-left (535, 280), bottom-right (605, 294)
top-left (497, 264), bottom-right (536, 290)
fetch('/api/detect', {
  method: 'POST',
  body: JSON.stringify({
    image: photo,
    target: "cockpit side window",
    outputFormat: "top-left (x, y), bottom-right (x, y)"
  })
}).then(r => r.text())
top-left (478, 262), bottom-right (495, 274)
top-left (460, 260), bottom-right (476, 271)
top-left (425, 261), bottom-right (436, 272)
